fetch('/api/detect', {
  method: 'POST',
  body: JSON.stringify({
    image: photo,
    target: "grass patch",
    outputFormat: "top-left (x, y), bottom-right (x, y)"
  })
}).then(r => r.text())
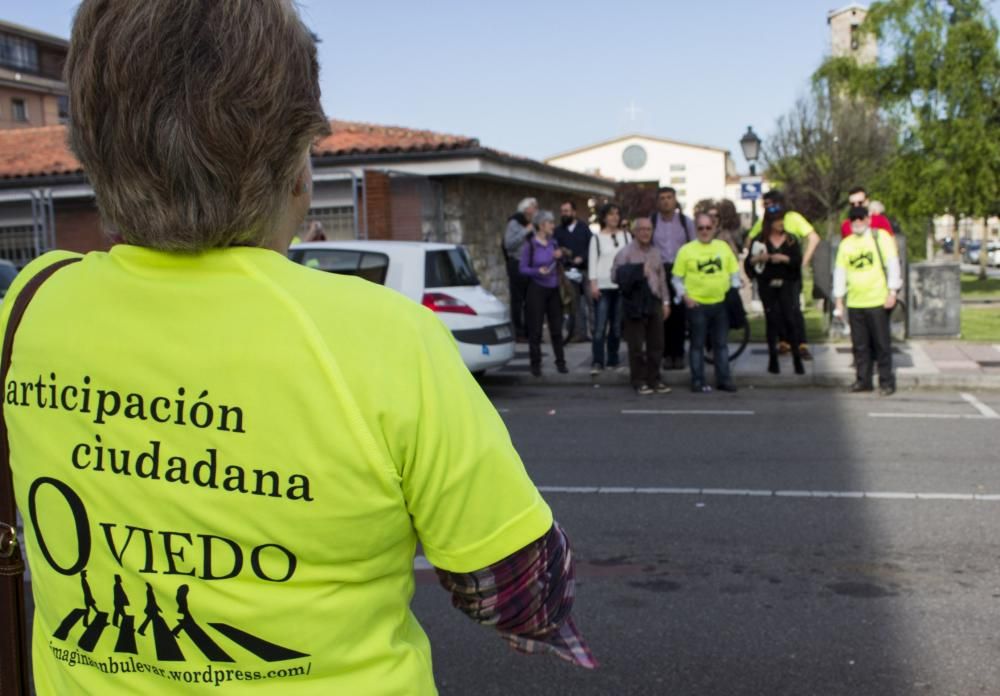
top-left (961, 306), bottom-right (1000, 342)
top-left (747, 310), bottom-right (828, 343)
top-left (961, 274), bottom-right (1000, 299)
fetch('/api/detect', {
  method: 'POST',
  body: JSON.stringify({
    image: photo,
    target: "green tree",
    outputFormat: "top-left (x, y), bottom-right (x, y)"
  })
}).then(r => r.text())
top-left (764, 87), bottom-right (897, 238)
top-left (817, 0), bottom-right (1000, 275)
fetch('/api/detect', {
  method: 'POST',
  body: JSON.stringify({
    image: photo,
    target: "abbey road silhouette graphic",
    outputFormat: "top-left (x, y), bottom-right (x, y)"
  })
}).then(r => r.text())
top-left (53, 571), bottom-right (308, 663)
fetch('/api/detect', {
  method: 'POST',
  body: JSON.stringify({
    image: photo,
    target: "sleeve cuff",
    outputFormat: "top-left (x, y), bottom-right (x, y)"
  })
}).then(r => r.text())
top-left (422, 496), bottom-right (554, 573)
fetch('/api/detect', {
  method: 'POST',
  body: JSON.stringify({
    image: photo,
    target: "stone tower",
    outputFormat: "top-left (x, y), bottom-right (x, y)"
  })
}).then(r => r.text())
top-left (828, 3), bottom-right (877, 64)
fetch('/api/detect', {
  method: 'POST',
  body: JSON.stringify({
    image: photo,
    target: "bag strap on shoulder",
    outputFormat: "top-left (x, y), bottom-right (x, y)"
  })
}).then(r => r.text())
top-left (0, 256), bottom-right (80, 696)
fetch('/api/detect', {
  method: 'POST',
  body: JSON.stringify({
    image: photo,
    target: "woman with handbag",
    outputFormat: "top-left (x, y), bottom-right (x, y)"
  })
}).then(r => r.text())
top-left (587, 203), bottom-right (630, 375)
top-left (746, 206), bottom-right (806, 376)
top-left (519, 210), bottom-right (569, 377)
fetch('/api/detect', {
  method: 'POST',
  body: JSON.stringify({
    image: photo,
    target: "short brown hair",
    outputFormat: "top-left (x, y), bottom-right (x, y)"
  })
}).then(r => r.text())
top-left (66, 0), bottom-right (331, 250)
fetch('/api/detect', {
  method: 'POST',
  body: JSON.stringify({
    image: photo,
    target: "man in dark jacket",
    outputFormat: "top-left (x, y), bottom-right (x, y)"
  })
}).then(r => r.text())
top-left (555, 200), bottom-right (592, 342)
top-left (504, 197), bottom-right (537, 340)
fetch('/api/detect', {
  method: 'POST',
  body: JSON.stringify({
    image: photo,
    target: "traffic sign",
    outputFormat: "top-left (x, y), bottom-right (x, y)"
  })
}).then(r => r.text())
top-left (740, 178), bottom-right (762, 201)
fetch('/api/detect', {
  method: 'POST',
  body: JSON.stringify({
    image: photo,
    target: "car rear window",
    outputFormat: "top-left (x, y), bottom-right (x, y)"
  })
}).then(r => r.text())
top-left (0, 264), bottom-right (17, 298)
top-left (289, 249), bottom-right (389, 285)
top-left (424, 248), bottom-right (479, 288)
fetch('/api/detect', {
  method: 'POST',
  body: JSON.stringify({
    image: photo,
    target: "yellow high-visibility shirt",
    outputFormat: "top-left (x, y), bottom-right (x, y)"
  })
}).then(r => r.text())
top-left (4, 246), bottom-right (552, 696)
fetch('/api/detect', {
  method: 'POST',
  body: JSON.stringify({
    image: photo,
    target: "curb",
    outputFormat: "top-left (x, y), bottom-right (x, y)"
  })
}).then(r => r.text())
top-left (482, 370), bottom-right (1000, 391)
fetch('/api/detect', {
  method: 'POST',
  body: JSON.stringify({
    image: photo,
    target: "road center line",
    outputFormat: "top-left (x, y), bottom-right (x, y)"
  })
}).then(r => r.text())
top-left (868, 412), bottom-right (985, 420)
top-left (537, 485), bottom-right (999, 502)
top-left (622, 409), bottom-right (755, 416)
top-left (960, 392), bottom-right (1000, 419)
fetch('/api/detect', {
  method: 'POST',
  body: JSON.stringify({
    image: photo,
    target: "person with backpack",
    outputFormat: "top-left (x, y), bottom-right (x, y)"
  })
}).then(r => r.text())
top-left (612, 217), bottom-right (671, 395)
top-left (587, 203), bottom-right (630, 375)
top-left (834, 206), bottom-right (902, 396)
top-left (649, 187), bottom-right (696, 370)
top-left (519, 210), bottom-right (568, 377)
top-left (504, 197), bottom-right (538, 340)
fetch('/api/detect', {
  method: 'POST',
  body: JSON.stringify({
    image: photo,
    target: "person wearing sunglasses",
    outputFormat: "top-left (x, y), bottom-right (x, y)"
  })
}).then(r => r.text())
top-left (671, 213), bottom-right (742, 393)
top-left (745, 190), bottom-right (818, 360)
top-left (840, 186), bottom-right (894, 239)
top-left (834, 206), bottom-right (902, 395)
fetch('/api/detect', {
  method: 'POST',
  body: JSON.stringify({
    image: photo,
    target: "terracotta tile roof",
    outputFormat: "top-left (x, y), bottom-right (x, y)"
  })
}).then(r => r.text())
top-left (313, 120), bottom-right (479, 157)
top-left (0, 120), bottom-right (482, 180)
top-left (0, 126), bottom-right (82, 180)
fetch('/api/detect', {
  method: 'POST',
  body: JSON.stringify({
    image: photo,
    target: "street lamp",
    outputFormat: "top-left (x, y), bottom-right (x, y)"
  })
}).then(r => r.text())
top-left (740, 126), bottom-right (762, 224)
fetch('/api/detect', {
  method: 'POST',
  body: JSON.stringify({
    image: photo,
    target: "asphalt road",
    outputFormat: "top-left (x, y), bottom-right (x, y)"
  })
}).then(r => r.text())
top-left (412, 385), bottom-right (1000, 696)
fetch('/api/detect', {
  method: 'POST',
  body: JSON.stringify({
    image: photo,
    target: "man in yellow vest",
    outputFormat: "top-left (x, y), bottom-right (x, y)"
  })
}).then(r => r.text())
top-left (672, 213), bottom-right (742, 393)
top-left (834, 206), bottom-right (902, 396)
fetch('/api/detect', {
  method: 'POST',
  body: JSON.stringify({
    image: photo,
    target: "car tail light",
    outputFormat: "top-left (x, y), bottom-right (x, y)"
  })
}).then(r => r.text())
top-left (422, 292), bottom-right (477, 315)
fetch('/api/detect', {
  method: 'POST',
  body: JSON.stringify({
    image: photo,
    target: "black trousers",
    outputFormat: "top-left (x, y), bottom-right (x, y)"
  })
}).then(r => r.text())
top-left (759, 282), bottom-right (802, 356)
top-left (507, 258), bottom-right (529, 338)
top-left (525, 283), bottom-right (566, 368)
top-left (624, 303), bottom-right (665, 388)
top-left (791, 278), bottom-right (808, 345)
top-left (848, 307), bottom-right (893, 388)
top-left (662, 263), bottom-right (686, 359)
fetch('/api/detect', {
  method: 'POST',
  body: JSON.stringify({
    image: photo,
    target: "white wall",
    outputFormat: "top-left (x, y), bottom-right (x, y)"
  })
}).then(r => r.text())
top-left (547, 137), bottom-right (728, 213)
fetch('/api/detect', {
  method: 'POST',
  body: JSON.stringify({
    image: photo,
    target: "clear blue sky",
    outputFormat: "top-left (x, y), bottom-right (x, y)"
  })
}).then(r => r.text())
top-left (6, 1), bottom-right (994, 170)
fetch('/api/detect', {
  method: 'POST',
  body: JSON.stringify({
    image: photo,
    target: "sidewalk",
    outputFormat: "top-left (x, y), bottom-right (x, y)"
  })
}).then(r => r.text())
top-left (486, 339), bottom-right (1000, 390)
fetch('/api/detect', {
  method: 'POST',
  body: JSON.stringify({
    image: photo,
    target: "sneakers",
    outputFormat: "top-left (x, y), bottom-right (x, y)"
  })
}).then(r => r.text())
top-left (778, 341), bottom-right (791, 355)
top-left (691, 383), bottom-right (712, 393)
top-left (590, 363), bottom-right (603, 376)
top-left (879, 385), bottom-right (896, 396)
top-left (636, 384), bottom-right (654, 396)
top-left (850, 381), bottom-right (874, 393)
top-left (716, 383), bottom-right (738, 393)
top-left (653, 383), bottom-right (672, 394)
top-left (799, 344), bottom-right (813, 361)
top-left (556, 363), bottom-right (569, 374)
top-left (530, 365), bottom-right (542, 378)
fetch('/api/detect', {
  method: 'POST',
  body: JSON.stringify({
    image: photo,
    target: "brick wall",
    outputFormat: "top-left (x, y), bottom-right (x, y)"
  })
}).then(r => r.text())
top-left (54, 202), bottom-right (111, 253)
top-left (436, 178), bottom-right (590, 303)
top-left (363, 170), bottom-right (392, 240)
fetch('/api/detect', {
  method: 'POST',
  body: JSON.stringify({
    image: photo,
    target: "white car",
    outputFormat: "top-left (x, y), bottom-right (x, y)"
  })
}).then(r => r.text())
top-left (289, 241), bottom-right (514, 375)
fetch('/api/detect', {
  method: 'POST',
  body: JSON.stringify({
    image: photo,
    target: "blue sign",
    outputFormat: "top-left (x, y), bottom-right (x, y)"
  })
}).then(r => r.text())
top-left (741, 182), bottom-right (762, 200)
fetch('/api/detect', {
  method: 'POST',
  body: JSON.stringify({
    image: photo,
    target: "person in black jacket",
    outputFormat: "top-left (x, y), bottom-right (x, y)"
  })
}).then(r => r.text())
top-left (612, 218), bottom-right (671, 395)
top-left (746, 206), bottom-right (805, 375)
top-left (555, 200), bottom-right (592, 342)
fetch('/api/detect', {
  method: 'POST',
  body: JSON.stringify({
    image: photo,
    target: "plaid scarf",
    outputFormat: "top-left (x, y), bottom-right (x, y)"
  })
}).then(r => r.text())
top-left (435, 522), bottom-right (596, 669)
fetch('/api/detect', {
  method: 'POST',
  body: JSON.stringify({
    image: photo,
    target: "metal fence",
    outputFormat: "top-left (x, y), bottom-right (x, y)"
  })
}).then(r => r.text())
top-left (0, 189), bottom-right (57, 268)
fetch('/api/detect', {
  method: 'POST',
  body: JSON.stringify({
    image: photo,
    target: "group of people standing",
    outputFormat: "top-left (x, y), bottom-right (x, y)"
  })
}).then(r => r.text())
top-left (503, 183), bottom-right (901, 396)
top-left (505, 188), bottom-right (742, 393)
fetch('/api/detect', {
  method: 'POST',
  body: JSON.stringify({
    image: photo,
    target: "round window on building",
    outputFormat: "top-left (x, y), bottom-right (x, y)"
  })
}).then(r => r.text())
top-left (622, 144), bottom-right (647, 170)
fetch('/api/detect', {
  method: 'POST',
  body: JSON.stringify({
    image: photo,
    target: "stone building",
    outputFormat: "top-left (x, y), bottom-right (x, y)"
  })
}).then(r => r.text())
top-left (0, 120), bottom-right (613, 302)
top-left (0, 20), bottom-right (69, 130)
top-left (828, 3), bottom-right (877, 64)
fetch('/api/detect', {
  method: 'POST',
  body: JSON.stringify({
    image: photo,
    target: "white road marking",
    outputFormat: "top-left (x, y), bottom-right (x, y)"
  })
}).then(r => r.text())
top-left (868, 412), bottom-right (985, 420)
top-left (537, 486), bottom-right (998, 502)
top-left (622, 409), bottom-right (755, 416)
top-left (960, 392), bottom-right (1000, 419)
